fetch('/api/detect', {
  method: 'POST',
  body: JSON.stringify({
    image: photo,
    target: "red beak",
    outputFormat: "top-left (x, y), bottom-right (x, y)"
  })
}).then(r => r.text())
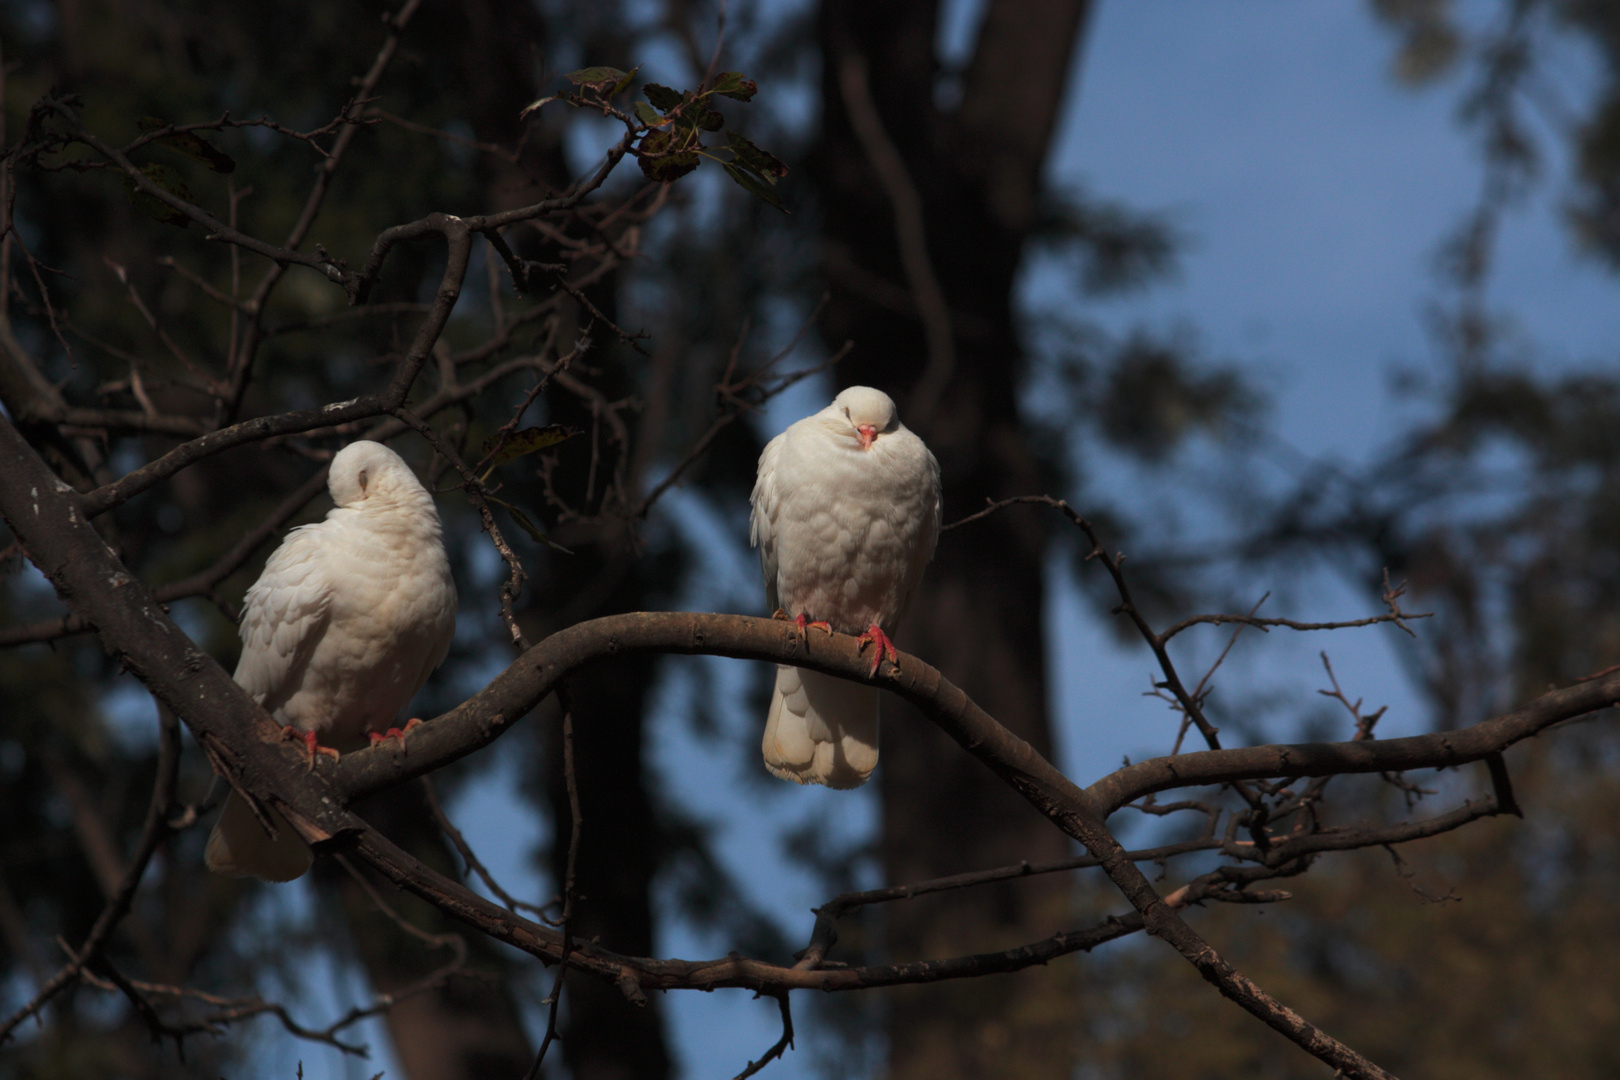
top-left (856, 424), bottom-right (877, 449)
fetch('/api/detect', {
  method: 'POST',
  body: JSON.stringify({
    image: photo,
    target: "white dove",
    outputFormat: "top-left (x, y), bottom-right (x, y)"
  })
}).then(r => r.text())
top-left (205, 440), bottom-right (457, 881)
top-left (750, 386), bottom-right (941, 788)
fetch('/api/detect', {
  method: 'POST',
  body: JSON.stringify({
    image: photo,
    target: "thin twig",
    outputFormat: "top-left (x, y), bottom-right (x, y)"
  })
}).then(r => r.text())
top-left (525, 693), bottom-right (583, 1080)
top-left (421, 776), bottom-right (556, 924)
top-left (0, 706), bottom-right (179, 1043)
top-left (732, 994), bottom-right (794, 1080)
top-left (390, 408), bottom-right (531, 650)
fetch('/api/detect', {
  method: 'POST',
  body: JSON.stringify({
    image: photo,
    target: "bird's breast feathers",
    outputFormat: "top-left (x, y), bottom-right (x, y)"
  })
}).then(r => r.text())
top-left (752, 419), bottom-right (940, 633)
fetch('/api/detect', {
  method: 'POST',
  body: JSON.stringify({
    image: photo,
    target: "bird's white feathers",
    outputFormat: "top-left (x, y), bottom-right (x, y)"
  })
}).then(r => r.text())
top-left (763, 665), bottom-right (881, 789)
top-left (750, 387), bottom-right (941, 788)
top-left (205, 441), bottom-right (457, 881)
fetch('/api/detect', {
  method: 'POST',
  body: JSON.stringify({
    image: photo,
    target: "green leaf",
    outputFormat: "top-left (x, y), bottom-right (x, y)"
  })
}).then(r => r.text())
top-left (127, 163), bottom-right (193, 228)
top-left (565, 66), bottom-right (629, 86)
top-left (507, 505), bottom-right (573, 554)
top-left (644, 83), bottom-right (684, 112)
top-left (611, 66), bottom-right (640, 96)
top-left (637, 129), bottom-right (700, 183)
top-left (139, 117), bottom-right (235, 173)
top-left (479, 425), bottom-right (581, 470)
top-left (726, 131), bottom-right (788, 181)
top-left (700, 108), bottom-right (724, 132)
top-left (722, 161), bottom-right (786, 212)
top-left (632, 101), bottom-right (663, 126)
top-left (710, 71), bottom-right (758, 101)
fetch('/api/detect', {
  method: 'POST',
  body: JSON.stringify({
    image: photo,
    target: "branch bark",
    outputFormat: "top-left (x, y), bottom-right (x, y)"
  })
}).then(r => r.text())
top-left (13, 407), bottom-right (1608, 1076)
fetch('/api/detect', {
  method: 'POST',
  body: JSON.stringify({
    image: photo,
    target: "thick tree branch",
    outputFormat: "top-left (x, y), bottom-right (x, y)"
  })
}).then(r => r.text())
top-left (1085, 680), bottom-right (1614, 815)
top-left (14, 412), bottom-right (1612, 1078)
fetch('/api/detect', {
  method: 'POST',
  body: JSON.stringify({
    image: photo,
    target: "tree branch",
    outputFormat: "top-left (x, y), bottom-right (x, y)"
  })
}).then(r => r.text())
top-left (15, 415), bottom-right (1610, 1077)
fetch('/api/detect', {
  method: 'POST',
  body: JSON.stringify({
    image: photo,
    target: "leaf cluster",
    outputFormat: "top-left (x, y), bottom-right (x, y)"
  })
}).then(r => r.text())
top-left (522, 65), bottom-right (788, 211)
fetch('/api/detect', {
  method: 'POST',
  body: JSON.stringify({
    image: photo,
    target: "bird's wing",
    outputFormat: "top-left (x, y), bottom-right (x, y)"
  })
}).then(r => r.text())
top-left (750, 431), bottom-right (787, 613)
top-left (396, 569), bottom-right (458, 709)
top-left (233, 522), bottom-right (334, 716)
top-left (896, 441), bottom-right (943, 622)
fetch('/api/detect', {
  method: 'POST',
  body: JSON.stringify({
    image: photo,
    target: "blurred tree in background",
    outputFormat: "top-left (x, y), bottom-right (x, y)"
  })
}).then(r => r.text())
top-left (2, 1), bottom-right (1620, 1079)
top-left (1080, 3), bottom-right (1620, 1075)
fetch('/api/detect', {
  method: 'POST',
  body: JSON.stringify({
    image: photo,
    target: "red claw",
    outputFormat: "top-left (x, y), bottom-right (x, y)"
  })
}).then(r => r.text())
top-left (368, 716), bottom-right (424, 749)
top-left (793, 612), bottom-right (834, 641)
top-left (282, 726), bottom-right (340, 770)
top-left (854, 624), bottom-right (899, 676)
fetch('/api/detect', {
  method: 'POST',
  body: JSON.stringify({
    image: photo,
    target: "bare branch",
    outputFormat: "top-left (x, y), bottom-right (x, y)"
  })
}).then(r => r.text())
top-left (421, 777), bottom-right (554, 923)
top-left (12, 416), bottom-right (1604, 1078)
top-left (634, 336), bottom-right (851, 520)
top-left (0, 705), bottom-right (179, 1044)
top-left (524, 695), bottom-right (583, 1080)
top-left (732, 995), bottom-right (793, 1080)
top-left (390, 407), bottom-right (530, 650)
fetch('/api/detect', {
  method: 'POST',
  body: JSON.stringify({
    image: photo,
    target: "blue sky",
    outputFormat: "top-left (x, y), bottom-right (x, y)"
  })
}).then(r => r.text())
top-left (1044, 2), bottom-right (1618, 785)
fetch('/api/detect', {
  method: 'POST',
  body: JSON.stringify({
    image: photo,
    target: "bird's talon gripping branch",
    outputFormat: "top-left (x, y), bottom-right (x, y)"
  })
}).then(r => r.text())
top-left (794, 612), bottom-right (834, 641)
top-left (855, 624), bottom-right (899, 676)
top-left (281, 726), bottom-right (340, 771)
top-left (368, 716), bottom-right (424, 748)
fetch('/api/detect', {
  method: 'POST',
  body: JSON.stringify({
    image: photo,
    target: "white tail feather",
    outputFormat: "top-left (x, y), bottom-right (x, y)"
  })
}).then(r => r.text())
top-left (204, 789), bottom-right (314, 882)
top-left (762, 665), bottom-right (879, 789)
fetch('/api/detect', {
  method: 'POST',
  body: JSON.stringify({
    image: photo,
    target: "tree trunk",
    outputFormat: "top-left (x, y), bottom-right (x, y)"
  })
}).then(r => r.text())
top-left (324, 787), bottom-right (535, 1079)
top-left (540, 656), bottom-right (672, 1080)
top-left (526, 341), bottom-right (674, 1080)
top-left (810, 0), bottom-right (1092, 1075)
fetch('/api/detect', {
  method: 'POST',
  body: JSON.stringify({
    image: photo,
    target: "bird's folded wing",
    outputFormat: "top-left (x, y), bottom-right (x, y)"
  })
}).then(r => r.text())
top-left (750, 432), bottom-right (787, 613)
top-left (233, 523), bottom-right (334, 709)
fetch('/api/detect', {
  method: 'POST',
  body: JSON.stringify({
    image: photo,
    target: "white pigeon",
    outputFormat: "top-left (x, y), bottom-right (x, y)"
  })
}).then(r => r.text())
top-left (205, 440), bottom-right (457, 881)
top-left (750, 386), bottom-right (941, 788)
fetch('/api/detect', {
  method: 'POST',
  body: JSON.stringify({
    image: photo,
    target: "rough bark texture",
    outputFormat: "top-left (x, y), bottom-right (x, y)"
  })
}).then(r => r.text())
top-left (809, 0), bottom-right (1093, 1074)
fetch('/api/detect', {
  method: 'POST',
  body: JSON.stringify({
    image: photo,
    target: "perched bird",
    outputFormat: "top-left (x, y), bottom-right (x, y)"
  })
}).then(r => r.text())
top-left (205, 440), bottom-right (457, 881)
top-left (750, 386), bottom-right (941, 788)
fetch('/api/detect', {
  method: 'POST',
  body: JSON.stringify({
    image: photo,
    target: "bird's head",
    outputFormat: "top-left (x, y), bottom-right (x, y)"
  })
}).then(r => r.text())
top-left (829, 386), bottom-right (900, 450)
top-left (327, 440), bottom-right (423, 507)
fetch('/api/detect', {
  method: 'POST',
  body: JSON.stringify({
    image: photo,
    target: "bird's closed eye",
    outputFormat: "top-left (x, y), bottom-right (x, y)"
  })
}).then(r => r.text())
top-left (358, 469), bottom-right (369, 493)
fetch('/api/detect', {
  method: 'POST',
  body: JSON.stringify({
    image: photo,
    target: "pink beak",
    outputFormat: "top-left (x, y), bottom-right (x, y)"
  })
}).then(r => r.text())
top-left (856, 424), bottom-right (877, 450)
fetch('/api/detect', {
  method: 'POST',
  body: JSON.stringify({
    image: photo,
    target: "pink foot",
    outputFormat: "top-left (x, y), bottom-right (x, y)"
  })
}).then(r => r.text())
top-left (368, 717), bottom-right (423, 749)
top-left (855, 624), bottom-right (899, 676)
top-left (794, 612), bottom-right (834, 640)
top-left (281, 726), bottom-right (340, 770)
